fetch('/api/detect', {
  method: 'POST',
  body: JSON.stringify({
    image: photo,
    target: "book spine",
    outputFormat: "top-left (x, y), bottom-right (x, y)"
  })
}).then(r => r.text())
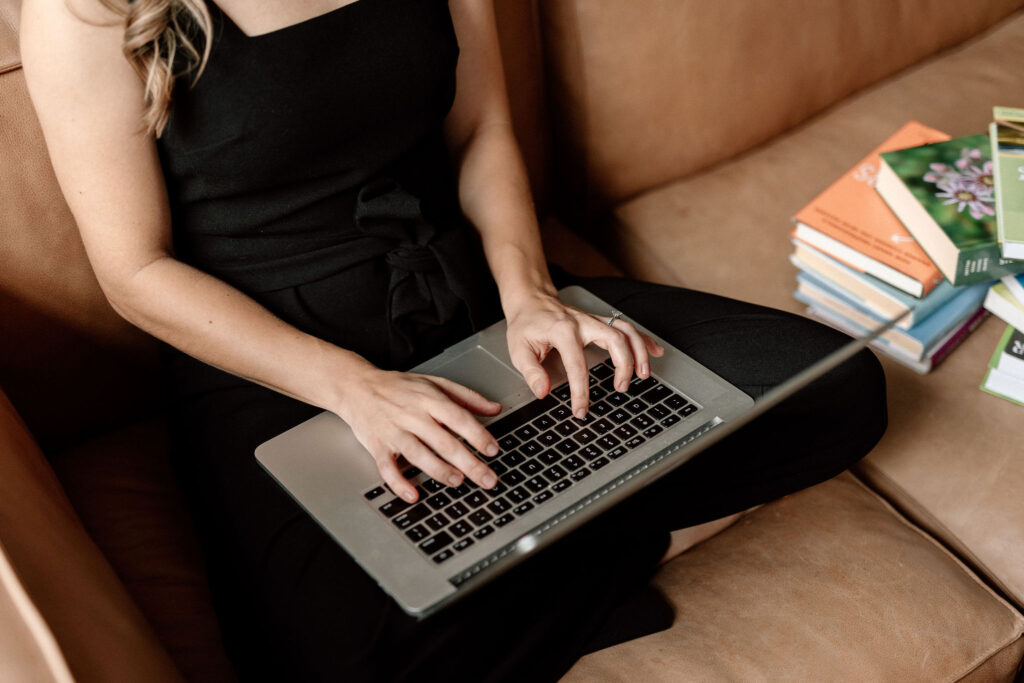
top-left (927, 309), bottom-right (988, 369)
top-left (954, 243), bottom-right (1024, 286)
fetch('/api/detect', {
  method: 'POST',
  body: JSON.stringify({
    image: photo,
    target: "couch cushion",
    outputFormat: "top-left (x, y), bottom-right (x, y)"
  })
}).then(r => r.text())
top-left (605, 9), bottom-right (1024, 609)
top-left (563, 473), bottom-right (1024, 681)
top-left (0, 387), bottom-right (182, 682)
top-left (540, 0), bottom-right (1024, 208)
top-left (0, 540), bottom-right (73, 683)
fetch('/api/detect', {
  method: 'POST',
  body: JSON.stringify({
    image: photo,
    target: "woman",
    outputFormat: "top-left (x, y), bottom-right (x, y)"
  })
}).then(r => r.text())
top-left (21, 0), bottom-right (887, 680)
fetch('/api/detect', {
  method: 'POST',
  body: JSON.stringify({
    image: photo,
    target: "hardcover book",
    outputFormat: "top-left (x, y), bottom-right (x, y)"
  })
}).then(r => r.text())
top-left (991, 107), bottom-right (1024, 259)
top-left (983, 274), bottom-right (1024, 330)
top-left (877, 134), bottom-right (1024, 286)
top-left (981, 324), bottom-right (1024, 406)
top-left (789, 240), bottom-right (959, 330)
top-left (792, 121), bottom-right (949, 298)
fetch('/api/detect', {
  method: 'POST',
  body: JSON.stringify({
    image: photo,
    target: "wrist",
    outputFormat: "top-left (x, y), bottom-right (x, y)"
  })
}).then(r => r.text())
top-left (313, 342), bottom-right (380, 417)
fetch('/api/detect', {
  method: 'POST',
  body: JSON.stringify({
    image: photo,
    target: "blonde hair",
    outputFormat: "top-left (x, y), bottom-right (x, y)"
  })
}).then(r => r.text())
top-left (98, 0), bottom-right (212, 136)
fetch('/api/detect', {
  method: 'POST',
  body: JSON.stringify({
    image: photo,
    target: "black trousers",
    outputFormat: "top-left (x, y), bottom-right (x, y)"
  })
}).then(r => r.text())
top-left (168, 273), bottom-right (887, 682)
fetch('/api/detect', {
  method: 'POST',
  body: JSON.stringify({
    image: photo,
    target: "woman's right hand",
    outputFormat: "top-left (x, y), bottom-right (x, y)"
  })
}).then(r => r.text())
top-left (335, 366), bottom-right (504, 504)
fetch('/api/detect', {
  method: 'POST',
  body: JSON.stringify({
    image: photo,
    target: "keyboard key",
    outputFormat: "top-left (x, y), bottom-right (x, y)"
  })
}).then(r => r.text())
top-left (626, 376), bottom-right (659, 396)
top-left (555, 421), bottom-right (579, 436)
top-left (426, 492), bottom-right (452, 510)
top-left (580, 445), bottom-right (603, 461)
top-left (571, 468), bottom-right (592, 482)
top-left (550, 405), bottom-right (572, 421)
top-left (608, 409), bottom-right (631, 424)
top-left (607, 392), bottom-right (629, 407)
top-left (465, 491), bottom-right (488, 508)
top-left (501, 451), bottom-right (526, 467)
top-left (574, 428), bottom-right (597, 444)
top-left (421, 479), bottom-right (444, 494)
top-left (450, 521), bottom-right (473, 538)
top-left (453, 537), bottom-right (475, 552)
top-left (555, 439), bottom-right (580, 455)
top-left (503, 470), bottom-right (526, 485)
top-left (378, 498), bottom-right (410, 518)
top-left (403, 466), bottom-right (421, 479)
top-left (596, 434), bottom-right (621, 450)
top-left (538, 449), bottom-right (562, 466)
top-left (445, 501), bottom-right (469, 520)
top-left (525, 476), bottom-right (549, 493)
top-left (571, 412), bottom-right (596, 426)
top-left (449, 483), bottom-right (472, 499)
top-left (487, 395), bottom-right (559, 438)
top-left (532, 490), bottom-right (554, 505)
top-left (552, 479), bottom-right (573, 493)
top-left (392, 504), bottom-right (430, 529)
top-left (364, 486), bottom-right (386, 500)
top-left (473, 525), bottom-right (495, 540)
top-left (613, 424), bottom-right (638, 440)
top-left (590, 456), bottom-right (610, 470)
top-left (590, 402), bottom-right (613, 417)
top-left (514, 424), bottom-right (539, 441)
top-left (647, 404), bottom-right (671, 420)
top-left (681, 404), bottom-right (699, 416)
top-left (664, 394), bottom-right (688, 410)
top-left (487, 498), bottom-right (512, 514)
top-left (630, 414), bottom-right (654, 429)
top-left (533, 414), bottom-right (555, 431)
top-left (536, 430), bottom-right (562, 447)
top-left (543, 464), bottom-right (568, 482)
top-left (607, 446), bottom-right (628, 460)
top-left (498, 434), bottom-right (521, 451)
top-left (641, 384), bottom-right (672, 404)
top-left (513, 502), bottom-right (535, 516)
top-left (521, 460), bottom-right (543, 476)
top-left (552, 383), bottom-right (573, 402)
top-left (660, 414), bottom-right (681, 428)
top-left (405, 525), bottom-right (429, 542)
top-left (469, 509), bottom-right (493, 526)
top-left (624, 398), bottom-right (648, 415)
top-left (507, 486), bottom-right (530, 504)
top-left (625, 436), bottom-right (646, 449)
top-left (432, 549), bottom-right (455, 564)
top-left (591, 418), bottom-right (613, 434)
top-left (589, 386), bottom-right (606, 402)
top-left (563, 455), bottom-right (585, 471)
top-left (494, 513), bottom-right (515, 528)
top-left (490, 461), bottom-right (508, 476)
top-left (591, 363), bottom-right (614, 379)
top-left (425, 513), bottom-right (449, 531)
top-left (419, 531), bottom-right (453, 555)
top-left (643, 425), bottom-right (664, 439)
top-left (484, 481), bottom-right (507, 497)
top-left (520, 440), bottom-right (543, 457)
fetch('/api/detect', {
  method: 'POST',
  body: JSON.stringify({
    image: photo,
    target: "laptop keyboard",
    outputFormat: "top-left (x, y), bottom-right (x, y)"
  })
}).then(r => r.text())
top-left (363, 358), bottom-right (701, 565)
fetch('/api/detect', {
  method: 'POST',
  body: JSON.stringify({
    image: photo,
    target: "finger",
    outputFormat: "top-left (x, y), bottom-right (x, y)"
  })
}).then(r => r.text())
top-left (396, 435), bottom-right (464, 488)
top-left (431, 376), bottom-right (502, 419)
top-left (418, 417), bottom-right (498, 489)
top-left (552, 329), bottom-right (591, 418)
top-left (509, 340), bottom-right (550, 398)
top-left (428, 390), bottom-right (500, 457)
top-left (616, 320), bottom-right (652, 378)
top-left (372, 448), bottom-right (418, 503)
top-left (590, 323), bottom-right (634, 392)
top-left (645, 333), bottom-right (666, 357)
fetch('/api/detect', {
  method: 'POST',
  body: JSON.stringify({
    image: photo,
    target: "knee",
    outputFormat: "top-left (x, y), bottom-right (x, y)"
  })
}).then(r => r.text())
top-left (811, 345), bottom-right (888, 468)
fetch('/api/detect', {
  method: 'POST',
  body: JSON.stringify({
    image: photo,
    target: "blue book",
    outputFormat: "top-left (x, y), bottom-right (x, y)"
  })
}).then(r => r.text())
top-left (791, 240), bottom-right (959, 329)
top-left (795, 270), bottom-right (987, 360)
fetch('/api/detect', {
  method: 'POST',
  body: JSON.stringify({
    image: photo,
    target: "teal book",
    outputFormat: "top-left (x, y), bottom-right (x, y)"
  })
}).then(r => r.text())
top-left (876, 134), bottom-right (1024, 286)
top-left (991, 107), bottom-right (1024, 260)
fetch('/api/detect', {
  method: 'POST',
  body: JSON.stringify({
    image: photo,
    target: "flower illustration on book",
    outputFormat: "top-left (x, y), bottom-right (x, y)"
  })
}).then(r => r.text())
top-left (924, 147), bottom-right (995, 220)
top-left (934, 179), bottom-right (995, 220)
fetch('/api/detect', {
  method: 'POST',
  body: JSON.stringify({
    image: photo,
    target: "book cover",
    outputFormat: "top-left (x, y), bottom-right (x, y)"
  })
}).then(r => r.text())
top-left (983, 274), bottom-right (1024, 330)
top-left (877, 134), bottom-right (1024, 286)
top-left (981, 324), bottom-right (1024, 406)
top-left (789, 240), bottom-right (959, 329)
top-left (991, 108), bottom-right (1024, 259)
top-left (806, 304), bottom-right (986, 374)
top-left (792, 121), bottom-right (949, 298)
top-left (795, 271), bottom-right (987, 360)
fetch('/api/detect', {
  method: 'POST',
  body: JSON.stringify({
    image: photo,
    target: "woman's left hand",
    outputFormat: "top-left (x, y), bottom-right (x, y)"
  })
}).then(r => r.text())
top-left (504, 289), bottom-right (665, 419)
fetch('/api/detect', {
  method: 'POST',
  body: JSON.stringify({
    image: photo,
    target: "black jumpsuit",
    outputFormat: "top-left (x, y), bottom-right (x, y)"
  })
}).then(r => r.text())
top-left (159, 2), bottom-right (888, 680)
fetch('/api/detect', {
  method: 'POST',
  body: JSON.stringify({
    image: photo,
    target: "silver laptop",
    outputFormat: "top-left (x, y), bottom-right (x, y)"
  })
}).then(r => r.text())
top-left (256, 285), bottom-right (899, 617)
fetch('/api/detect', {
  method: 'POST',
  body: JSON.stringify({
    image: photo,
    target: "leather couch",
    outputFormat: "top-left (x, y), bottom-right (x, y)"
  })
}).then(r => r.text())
top-left (3, 0), bottom-right (1024, 680)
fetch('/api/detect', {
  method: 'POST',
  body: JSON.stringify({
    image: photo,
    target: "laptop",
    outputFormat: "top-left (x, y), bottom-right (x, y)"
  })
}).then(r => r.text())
top-left (255, 285), bottom-right (901, 617)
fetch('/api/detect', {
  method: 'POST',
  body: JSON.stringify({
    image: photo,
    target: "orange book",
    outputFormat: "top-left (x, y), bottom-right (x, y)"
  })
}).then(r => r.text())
top-left (792, 121), bottom-right (950, 297)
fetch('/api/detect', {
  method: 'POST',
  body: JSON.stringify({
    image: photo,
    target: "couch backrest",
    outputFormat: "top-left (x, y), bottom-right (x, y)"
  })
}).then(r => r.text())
top-left (0, 0), bottom-right (549, 449)
top-left (540, 0), bottom-right (1024, 212)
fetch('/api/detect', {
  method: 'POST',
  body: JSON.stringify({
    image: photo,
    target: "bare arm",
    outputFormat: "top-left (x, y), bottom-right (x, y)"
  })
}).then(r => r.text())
top-left (444, 0), bottom-right (664, 418)
top-left (20, 0), bottom-right (501, 502)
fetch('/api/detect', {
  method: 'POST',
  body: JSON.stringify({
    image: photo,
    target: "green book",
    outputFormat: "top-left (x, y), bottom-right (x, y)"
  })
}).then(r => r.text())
top-left (991, 107), bottom-right (1024, 260)
top-left (981, 324), bottom-right (1024, 407)
top-left (877, 134), bottom-right (1024, 286)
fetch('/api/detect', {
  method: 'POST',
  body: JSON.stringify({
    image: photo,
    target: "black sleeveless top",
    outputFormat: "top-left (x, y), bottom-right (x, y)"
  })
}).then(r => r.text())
top-left (158, 0), bottom-right (500, 372)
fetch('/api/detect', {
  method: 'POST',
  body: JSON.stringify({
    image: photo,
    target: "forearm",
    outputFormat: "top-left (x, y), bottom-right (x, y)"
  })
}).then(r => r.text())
top-left (454, 122), bottom-right (557, 314)
top-left (108, 255), bottom-right (374, 412)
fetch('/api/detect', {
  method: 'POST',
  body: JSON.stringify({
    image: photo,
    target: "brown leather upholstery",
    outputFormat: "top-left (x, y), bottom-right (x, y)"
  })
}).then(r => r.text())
top-left (540, 0), bottom-right (1024, 210)
top-left (564, 473), bottom-right (1024, 681)
top-left (606, 9), bottom-right (1024, 614)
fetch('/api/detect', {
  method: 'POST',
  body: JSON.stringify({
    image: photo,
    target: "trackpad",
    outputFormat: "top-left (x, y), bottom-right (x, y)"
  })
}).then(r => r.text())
top-left (435, 346), bottom-right (527, 403)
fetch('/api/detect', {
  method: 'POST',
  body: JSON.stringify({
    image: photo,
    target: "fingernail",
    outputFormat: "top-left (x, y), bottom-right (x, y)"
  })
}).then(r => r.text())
top-left (618, 381), bottom-right (628, 392)
top-left (404, 491), bottom-right (417, 502)
top-left (531, 382), bottom-right (543, 396)
top-left (483, 473), bottom-right (497, 488)
top-left (486, 443), bottom-right (499, 457)
top-left (448, 474), bottom-right (462, 487)
top-left (574, 408), bottom-right (586, 419)
top-left (640, 362), bottom-right (649, 377)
